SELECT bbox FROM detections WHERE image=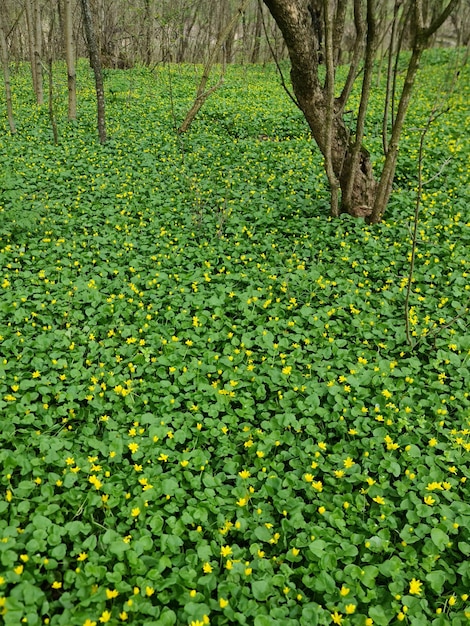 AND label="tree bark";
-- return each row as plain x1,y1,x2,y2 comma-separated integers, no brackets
33,0,43,101
251,2,263,63
263,0,459,221
0,12,16,134
64,0,77,120
25,0,41,104
144,0,152,65
263,0,377,217
80,0,107,143
368,0,460,222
